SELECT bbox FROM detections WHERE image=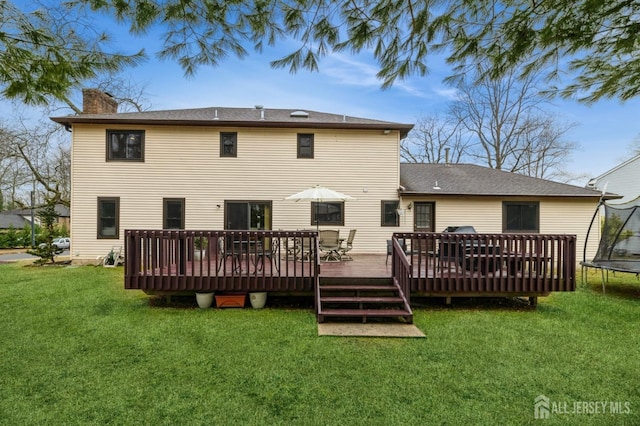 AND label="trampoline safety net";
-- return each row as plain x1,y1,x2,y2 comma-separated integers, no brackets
590,198,640,272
